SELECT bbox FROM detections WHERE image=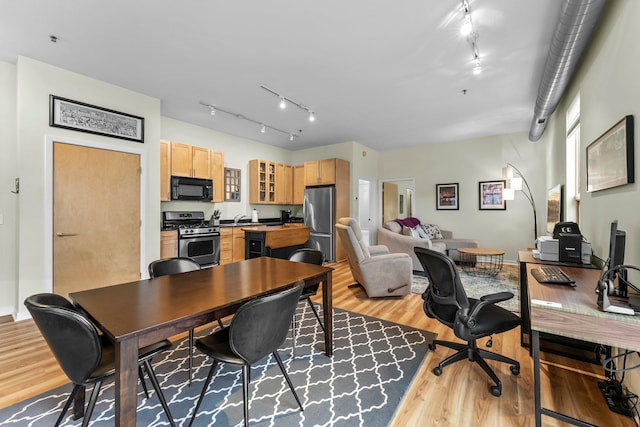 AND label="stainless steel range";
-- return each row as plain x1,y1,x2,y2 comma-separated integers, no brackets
162,211,220,267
